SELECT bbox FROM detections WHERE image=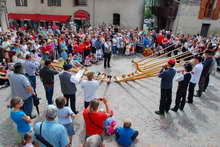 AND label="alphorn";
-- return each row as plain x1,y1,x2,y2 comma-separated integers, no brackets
138,46,183,66
140,51,192,70
133,43,176,64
